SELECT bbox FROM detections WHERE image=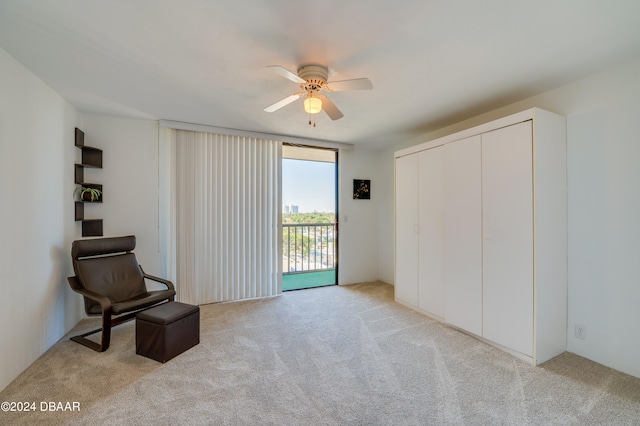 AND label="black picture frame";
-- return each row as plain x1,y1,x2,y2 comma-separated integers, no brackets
353,179,370,199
